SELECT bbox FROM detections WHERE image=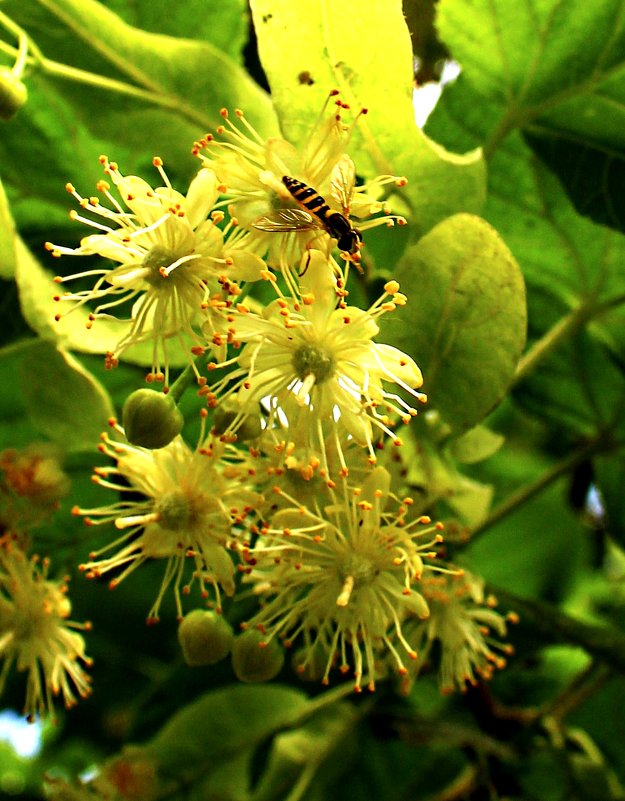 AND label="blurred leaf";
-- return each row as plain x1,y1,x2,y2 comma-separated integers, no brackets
250,705,357,801
525,132,625,236
148,684,308,780
102,0,249,62
449,425,505,464
383,213,526,434
0,0,277,224
20,340,114,451
594,454,625,549
445,474,494,530
0,178,17,279
0,342,41,447
249,0,486,239
467,468,587,600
